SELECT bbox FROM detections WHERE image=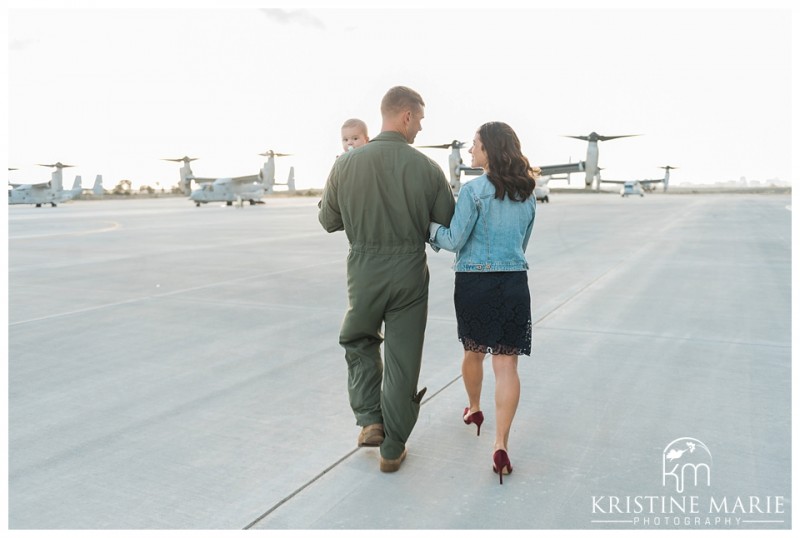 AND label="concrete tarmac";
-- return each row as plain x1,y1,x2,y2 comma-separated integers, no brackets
6,193,792,531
